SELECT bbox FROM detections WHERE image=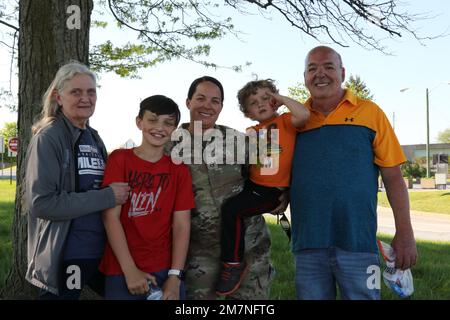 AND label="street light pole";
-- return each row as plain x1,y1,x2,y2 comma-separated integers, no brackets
425,88,430,178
